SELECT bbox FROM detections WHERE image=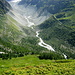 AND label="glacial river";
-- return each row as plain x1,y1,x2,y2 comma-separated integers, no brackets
36,31,55,51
